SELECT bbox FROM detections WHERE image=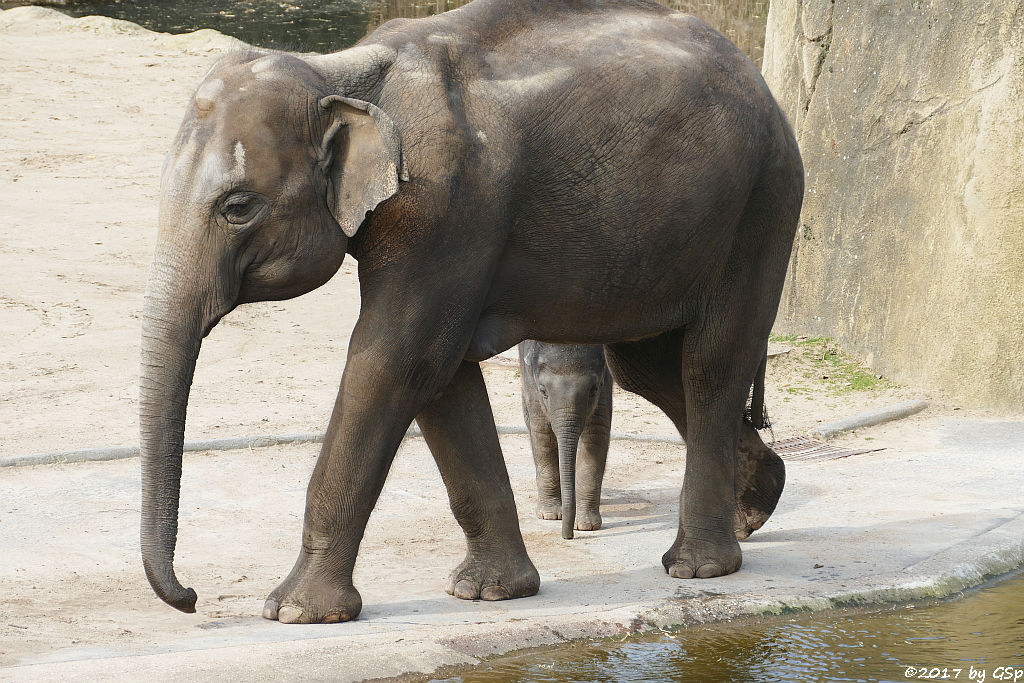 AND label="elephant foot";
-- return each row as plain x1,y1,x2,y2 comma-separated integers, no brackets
574,508,602,531
262,554,362,624
445,548,540,601
734,424,786,541
536,500,562,520
536,504,601,531
662,528,742,579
